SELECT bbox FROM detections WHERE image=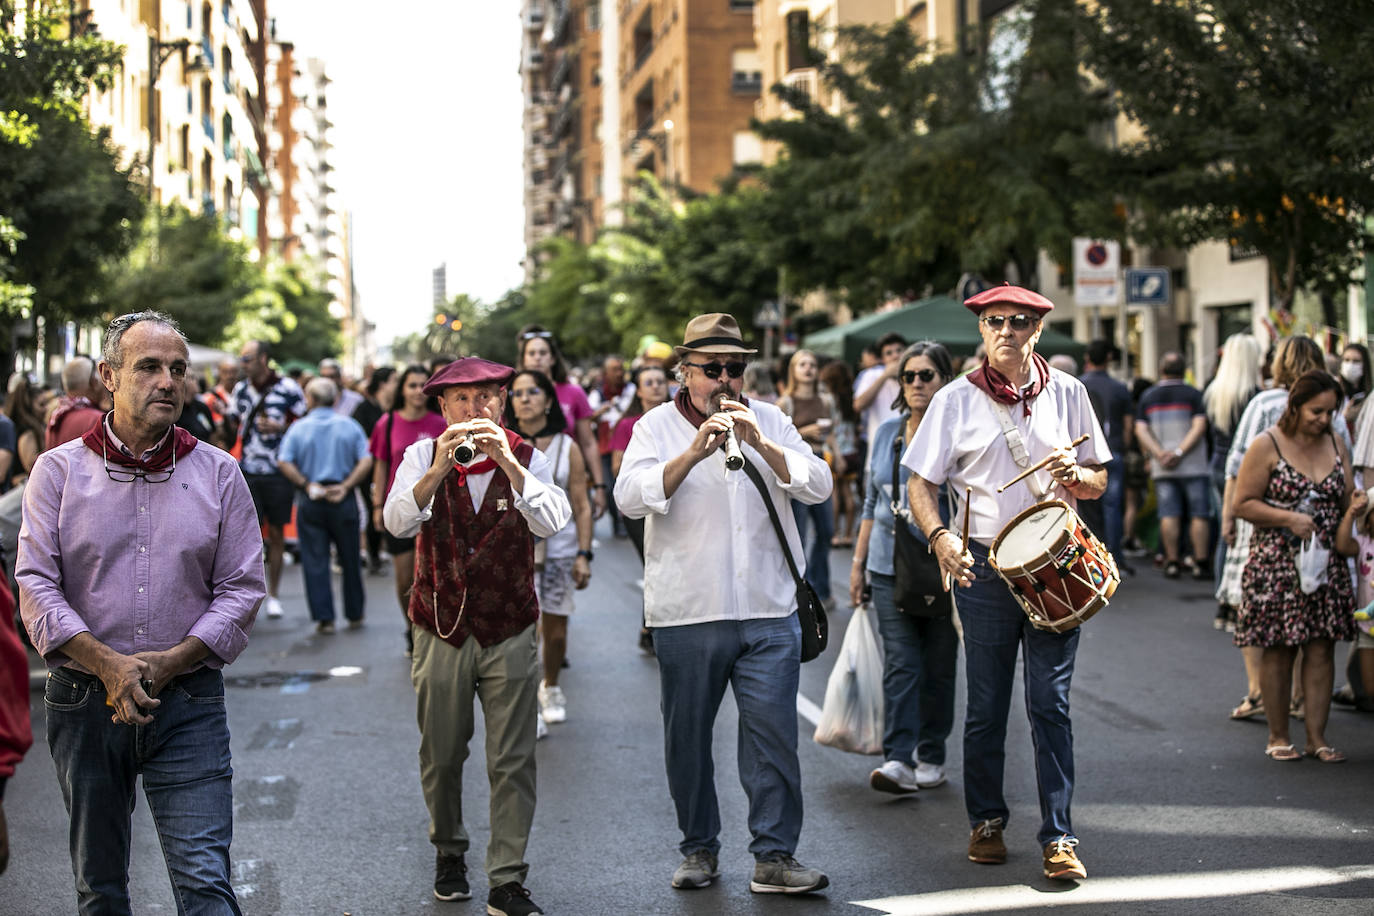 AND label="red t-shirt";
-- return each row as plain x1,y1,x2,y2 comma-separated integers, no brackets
609,414,641,454
369,410,449,496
